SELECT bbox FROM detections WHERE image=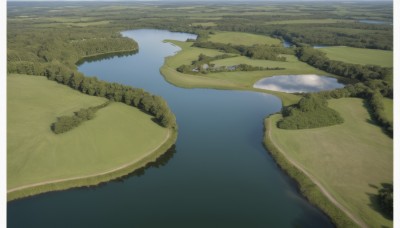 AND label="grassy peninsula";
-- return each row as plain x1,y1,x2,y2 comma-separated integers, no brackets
7,75,176,200
265,98,393,227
